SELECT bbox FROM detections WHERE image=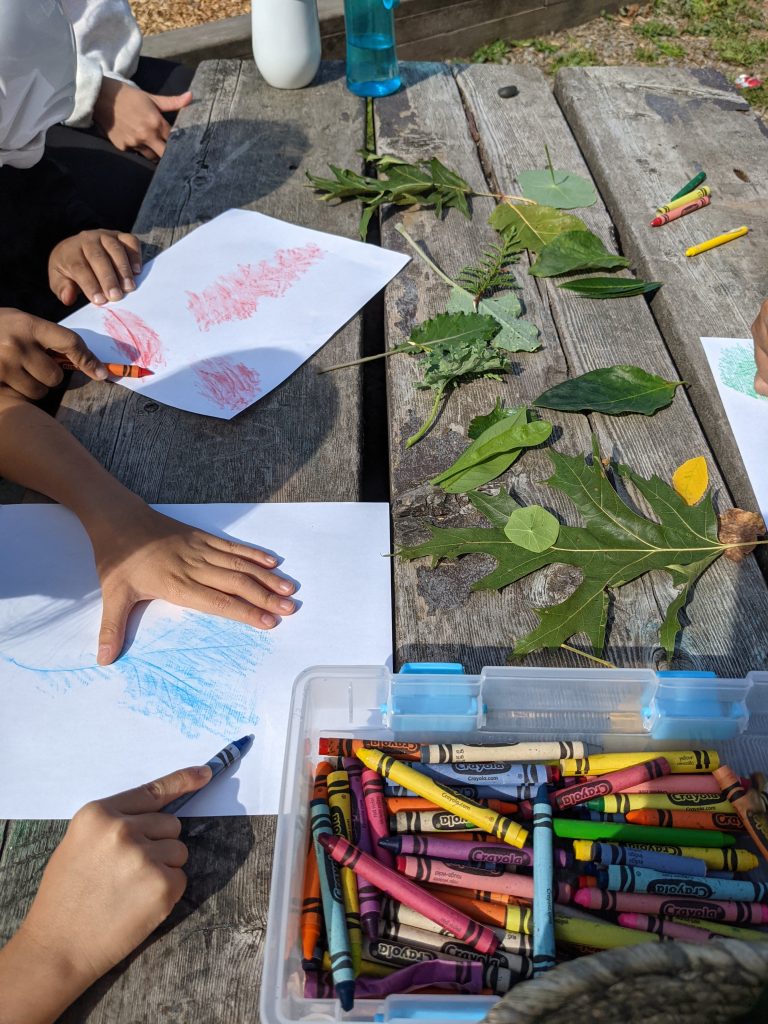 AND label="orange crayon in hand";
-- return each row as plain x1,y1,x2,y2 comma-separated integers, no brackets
53,354,153,378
